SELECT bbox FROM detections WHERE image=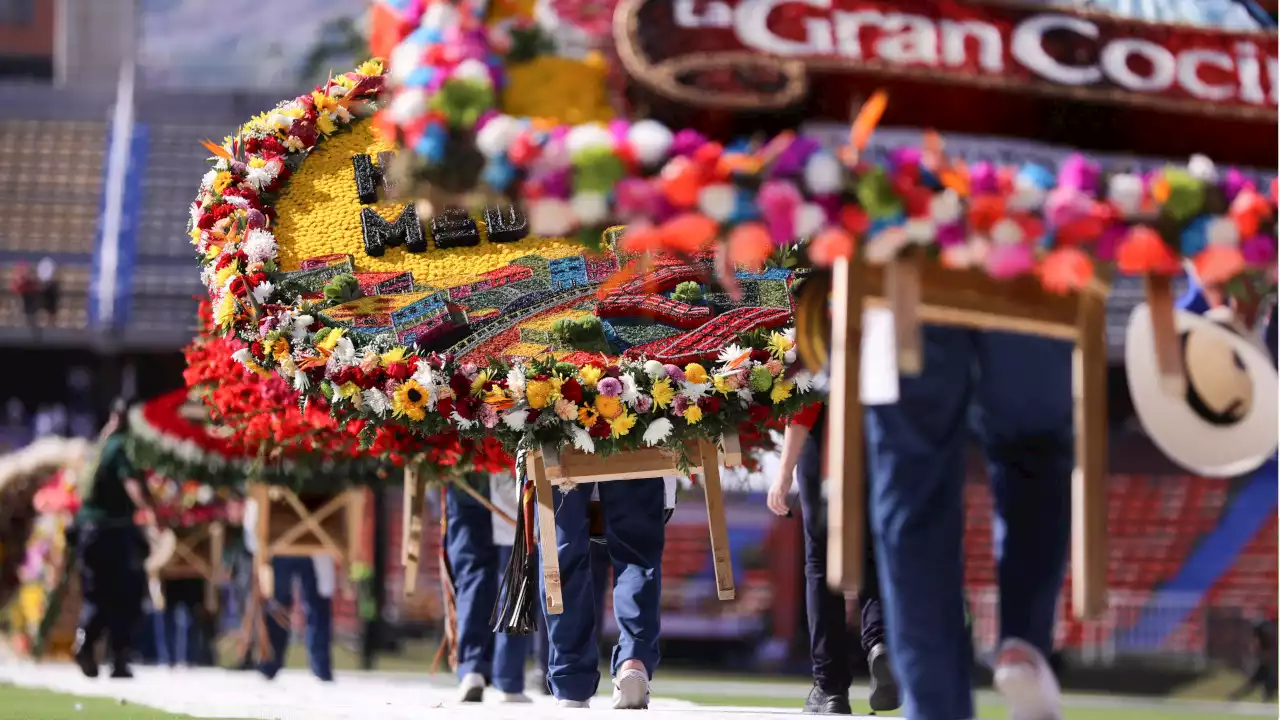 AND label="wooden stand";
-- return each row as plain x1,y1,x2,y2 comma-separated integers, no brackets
806,259,1111,619
531,436,741,615
248,484,365,598
155,522,226,613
